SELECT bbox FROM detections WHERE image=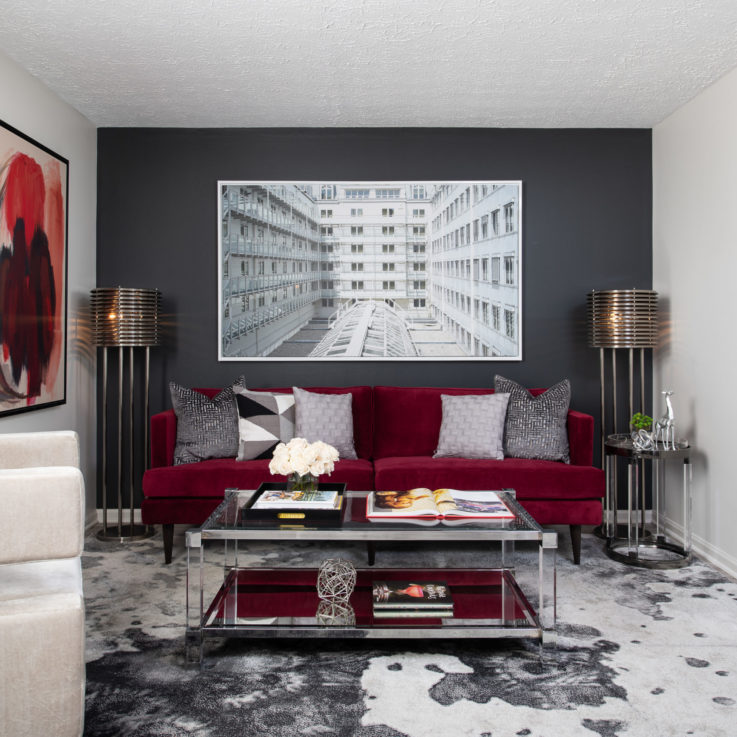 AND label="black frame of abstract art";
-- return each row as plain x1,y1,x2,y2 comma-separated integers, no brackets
218,180,522,361
0,119,68,417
